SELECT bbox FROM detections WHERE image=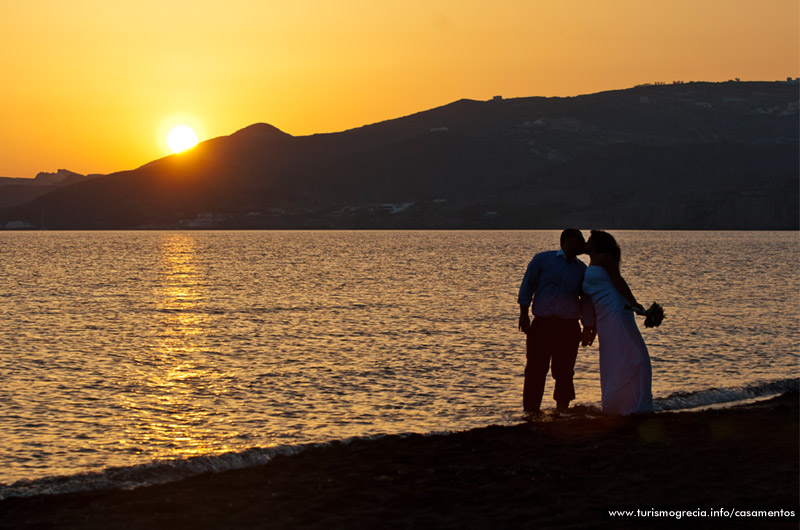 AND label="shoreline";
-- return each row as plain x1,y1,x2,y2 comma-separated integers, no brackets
1,392,797,529
2,385,794,499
